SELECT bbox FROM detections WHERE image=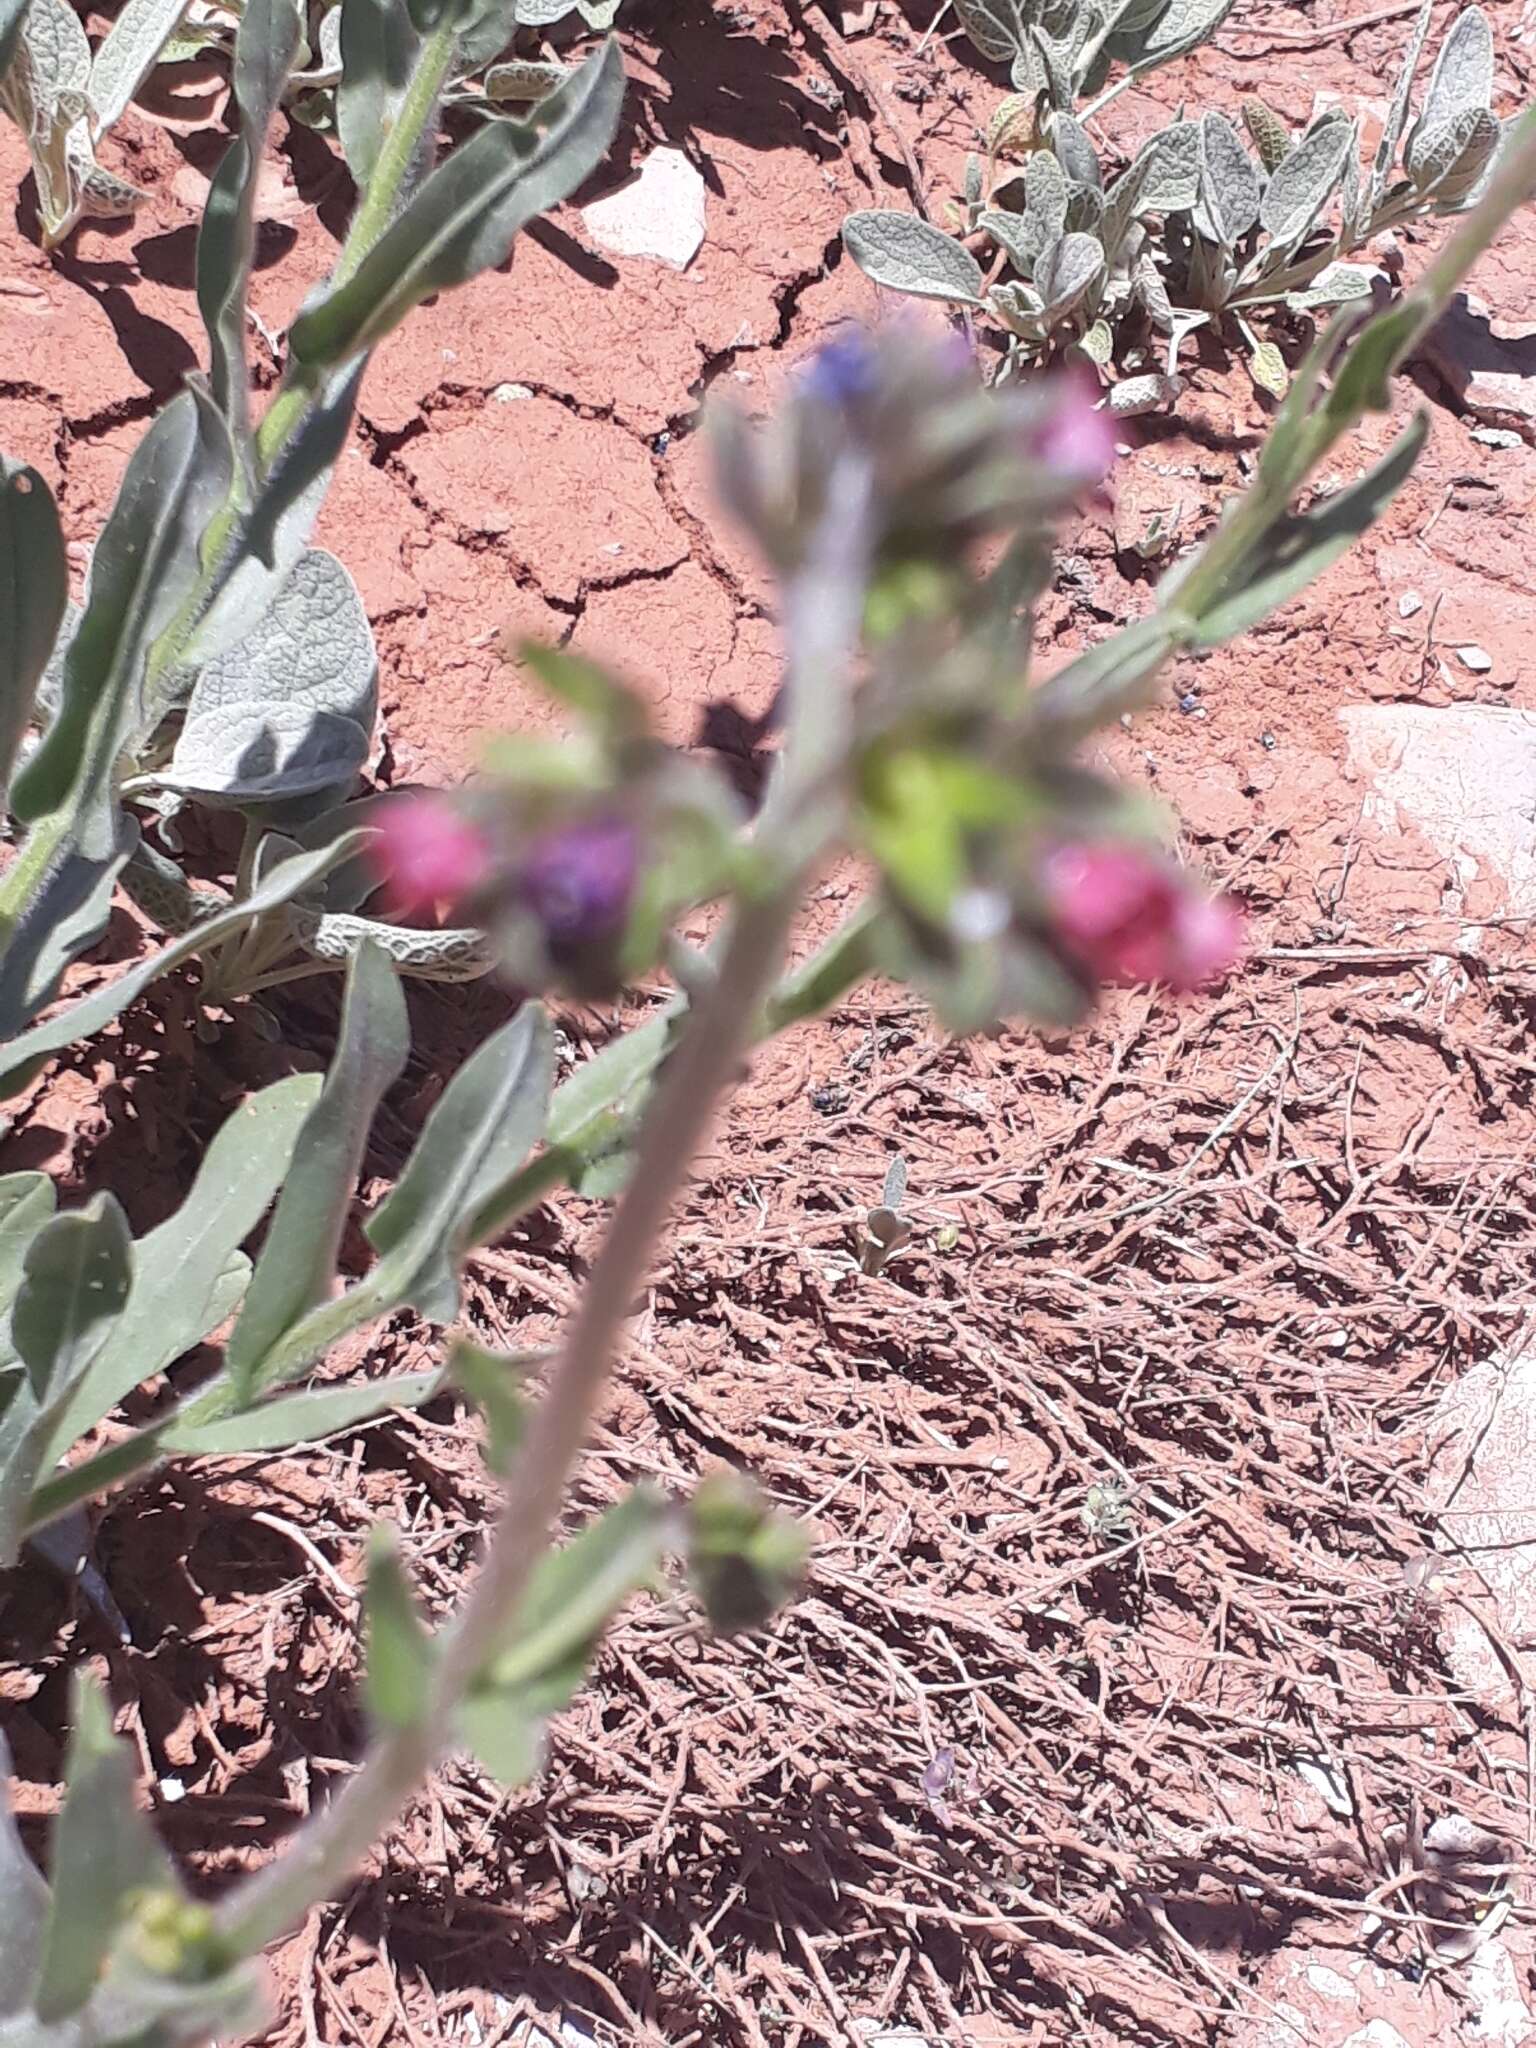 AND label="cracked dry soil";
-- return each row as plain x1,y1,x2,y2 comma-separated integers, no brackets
5,1,1536,2045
